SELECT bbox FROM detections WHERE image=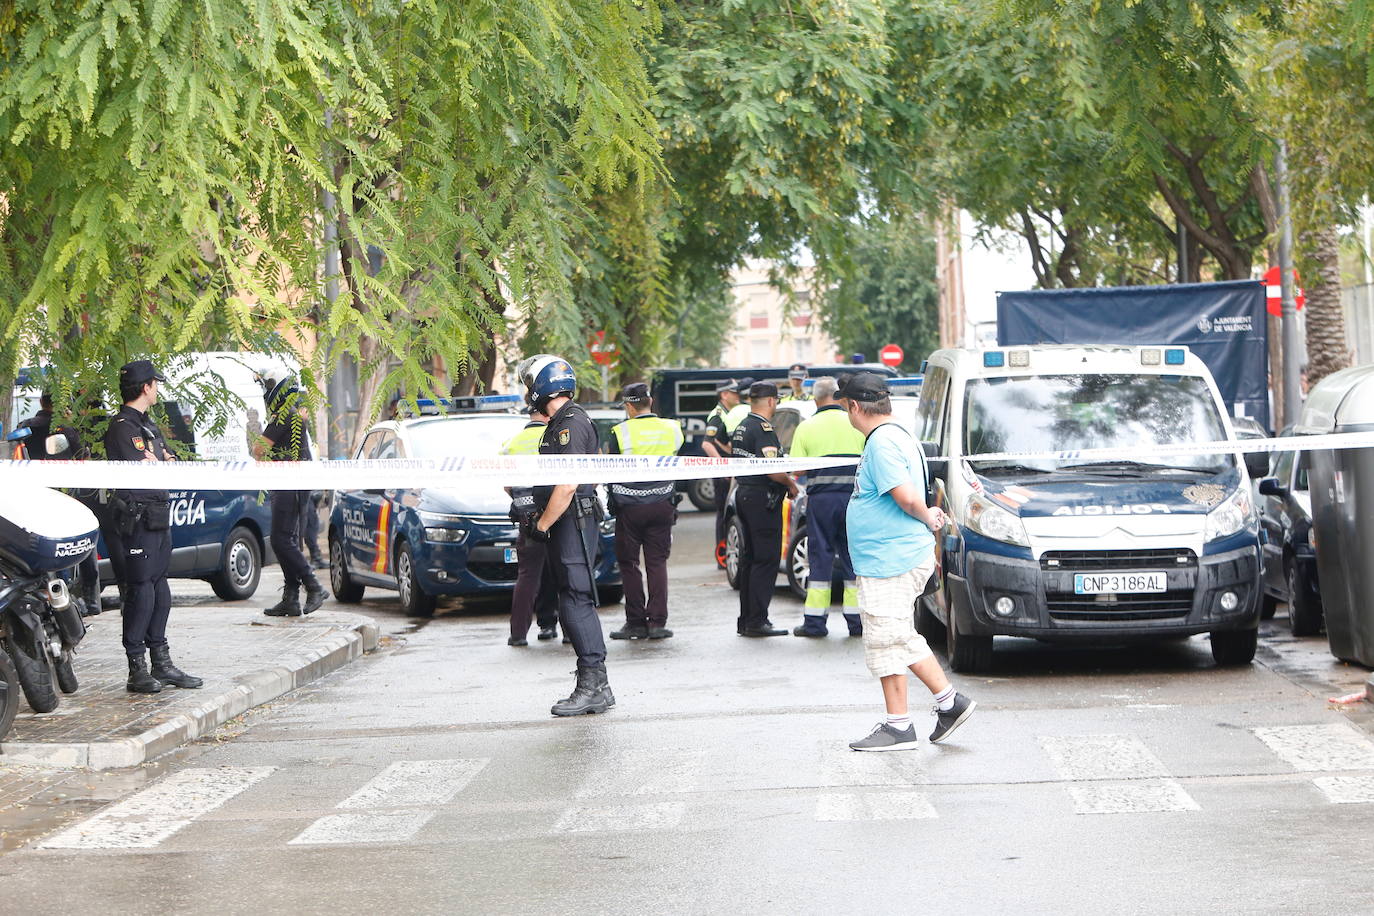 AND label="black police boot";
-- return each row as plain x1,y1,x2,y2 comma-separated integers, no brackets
301,578,328,615
126,652,163,694
264,585,300,617
150,645,204,689
793,614,829,637
537,625,558,641
610,622,649,640
550,665,614,717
